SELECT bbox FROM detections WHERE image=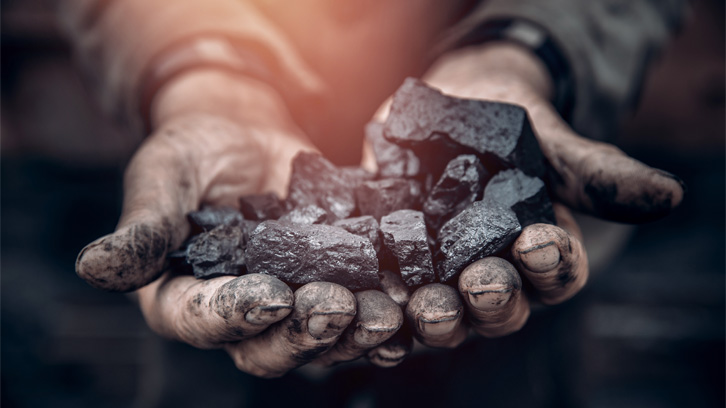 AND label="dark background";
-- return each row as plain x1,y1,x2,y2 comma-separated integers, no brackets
1,0,724,407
